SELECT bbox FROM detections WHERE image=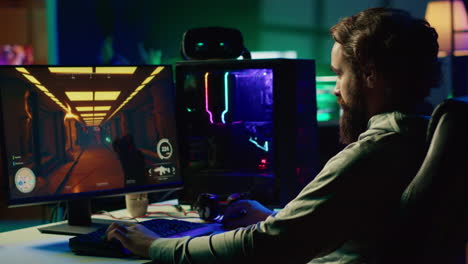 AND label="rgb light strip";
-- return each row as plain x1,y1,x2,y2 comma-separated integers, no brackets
204,72,214,124
249,137,269,152
204,71,231,124
220,72,230,124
